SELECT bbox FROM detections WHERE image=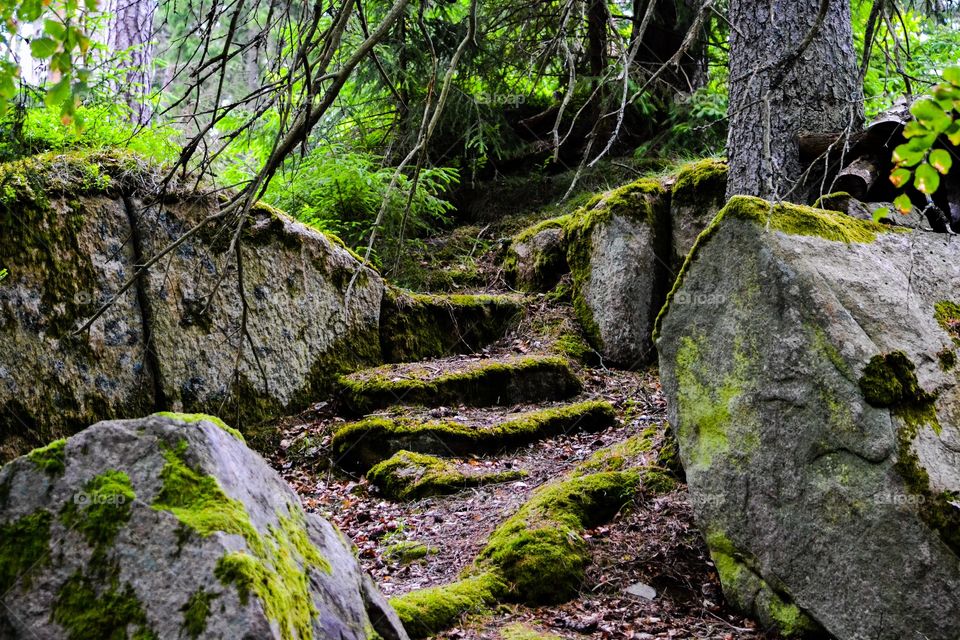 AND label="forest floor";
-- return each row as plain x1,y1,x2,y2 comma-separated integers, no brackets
265,180,770,639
